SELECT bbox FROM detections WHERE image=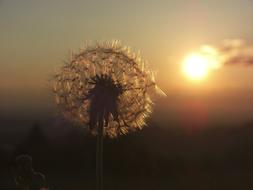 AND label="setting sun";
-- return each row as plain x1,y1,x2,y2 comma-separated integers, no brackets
183,53,209,80
182,46,222,81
